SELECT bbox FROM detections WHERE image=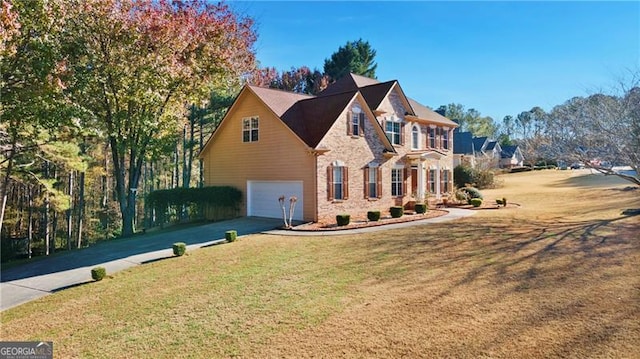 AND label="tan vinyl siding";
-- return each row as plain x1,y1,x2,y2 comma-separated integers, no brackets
200,89,316,221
